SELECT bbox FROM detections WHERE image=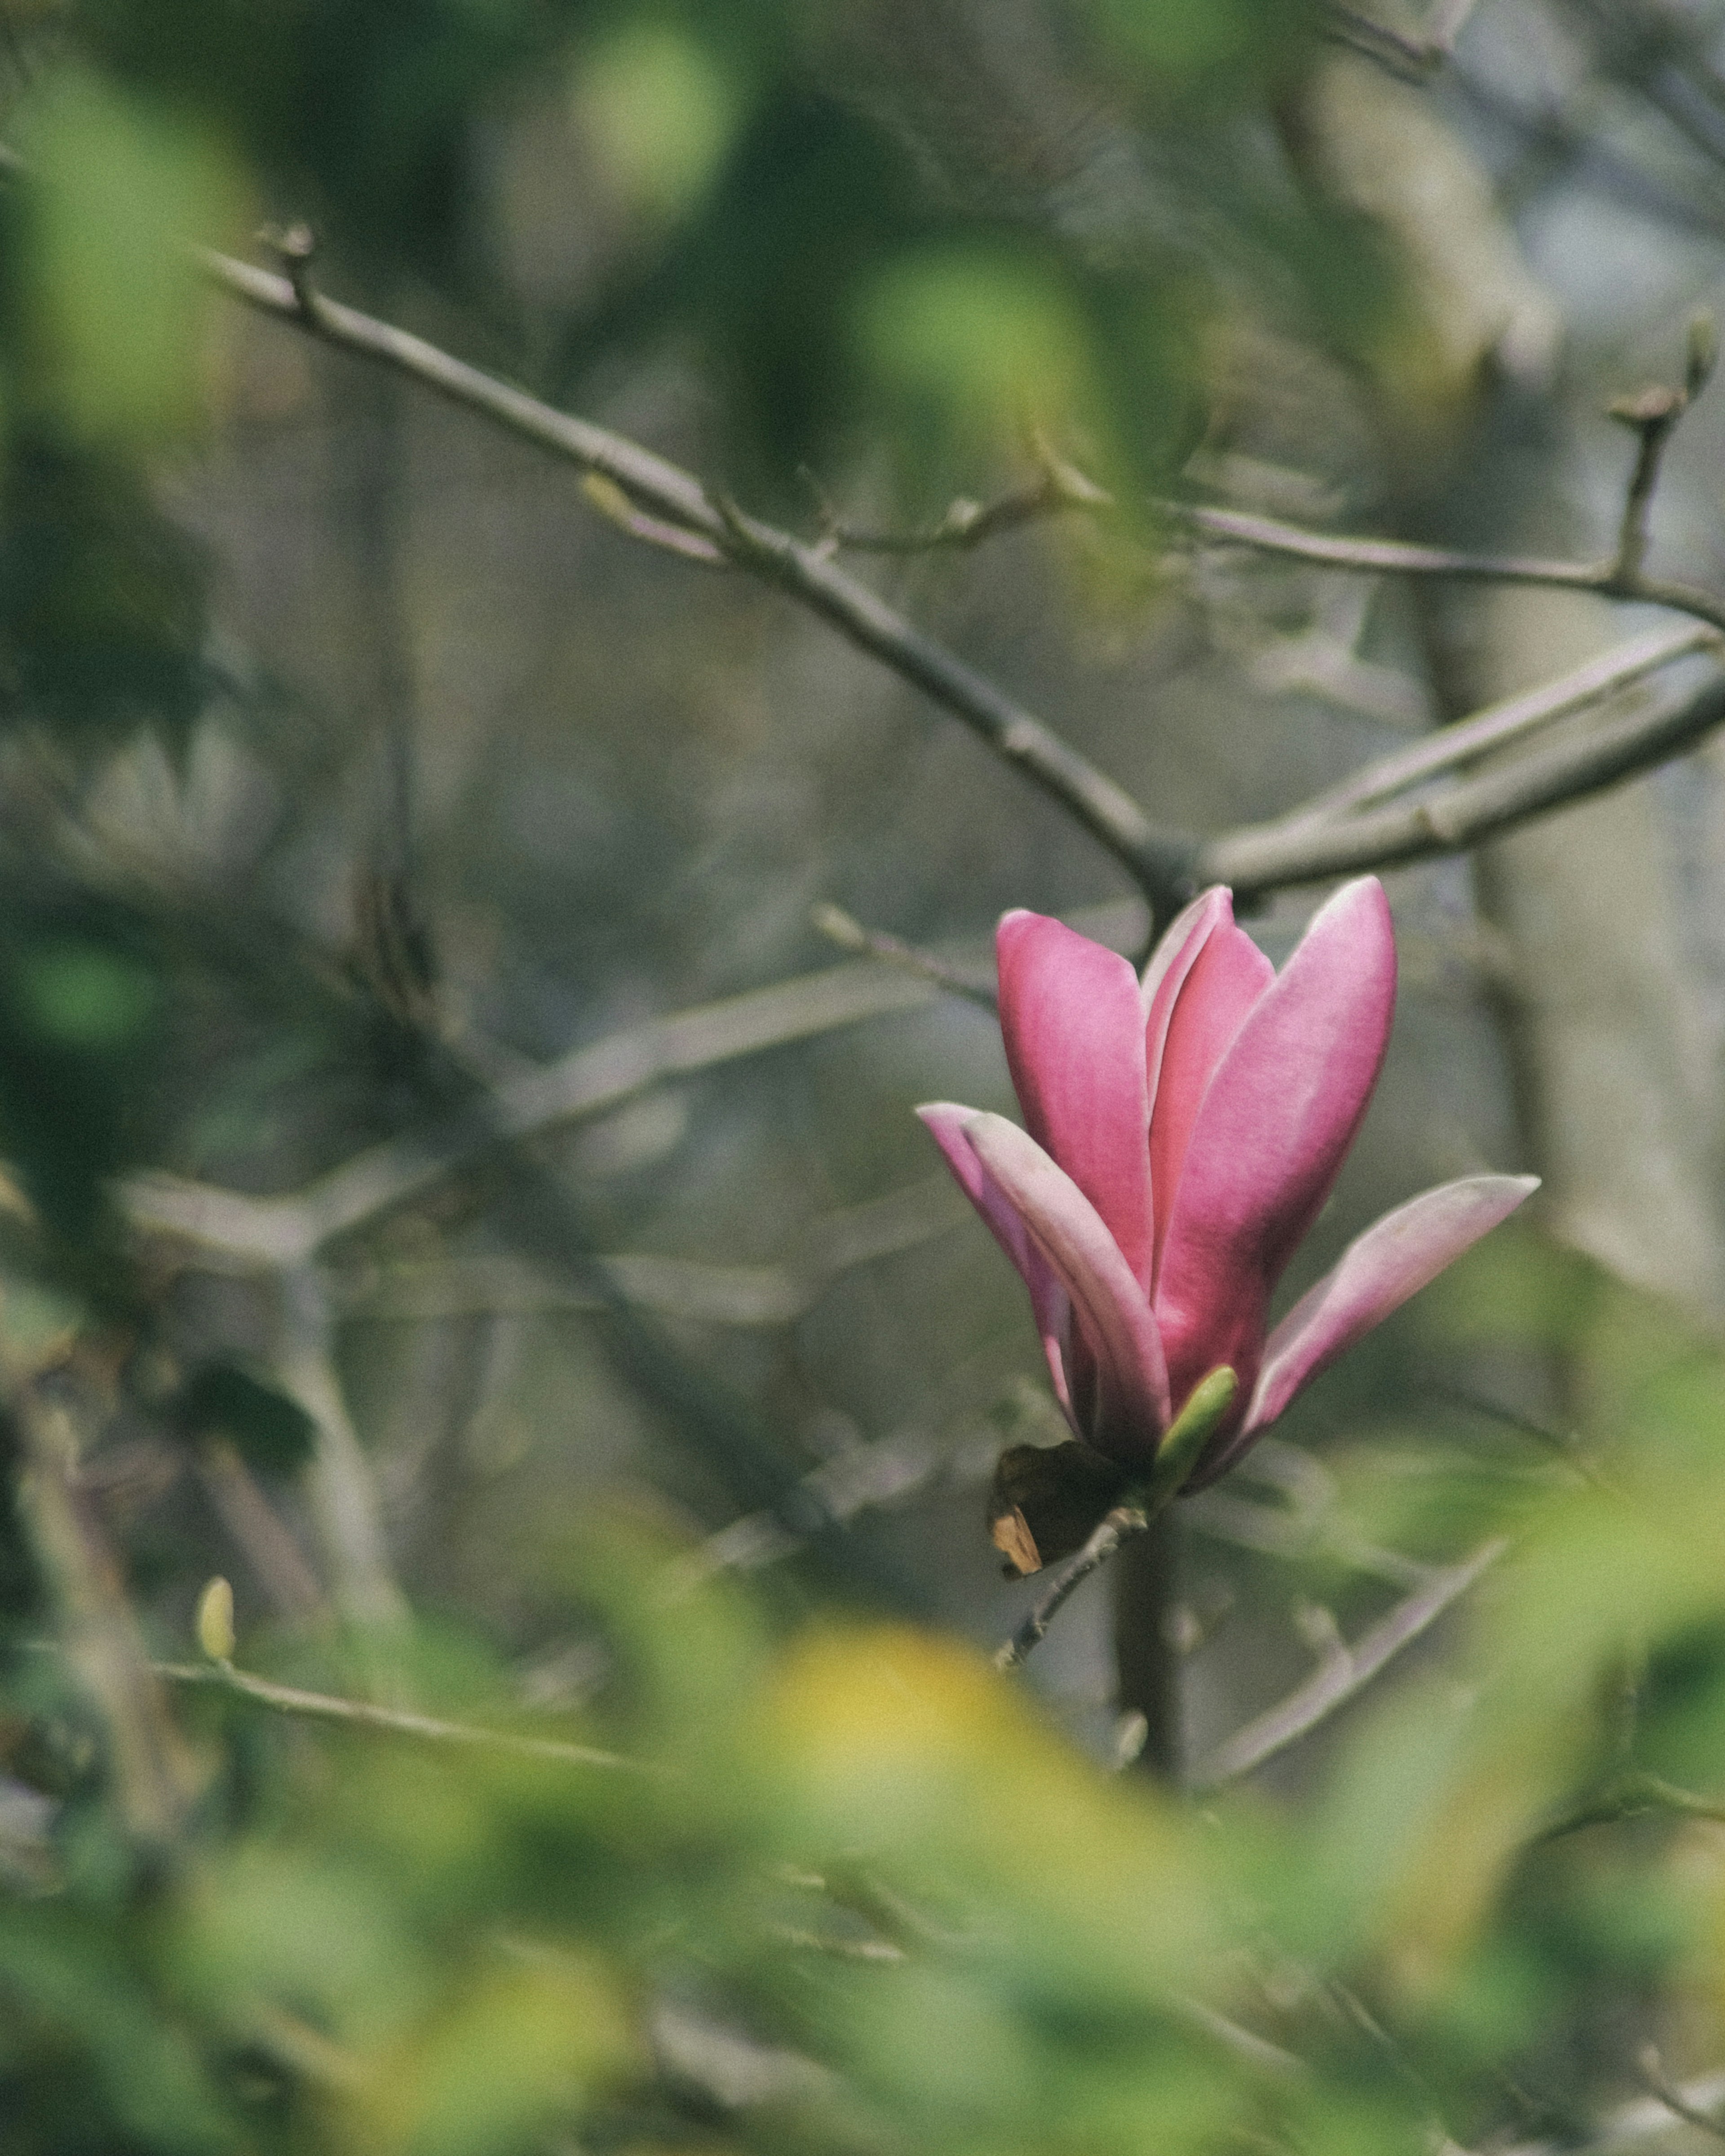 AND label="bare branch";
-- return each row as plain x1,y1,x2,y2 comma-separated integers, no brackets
994,1501,1149,1671
1174,500,1725,636
199,247,1195,910
195,1440,327,1624
1282,619,1719,823
190,246,1725,919
807,444,1110,557
1503,2065,1725,2156
156,1657,650,1773
1610,384,1689,583
339,1174,970,1327
810,904,998,1010
1202,669,1725,899
1188,1537,1507,1790
124,959,946,1263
